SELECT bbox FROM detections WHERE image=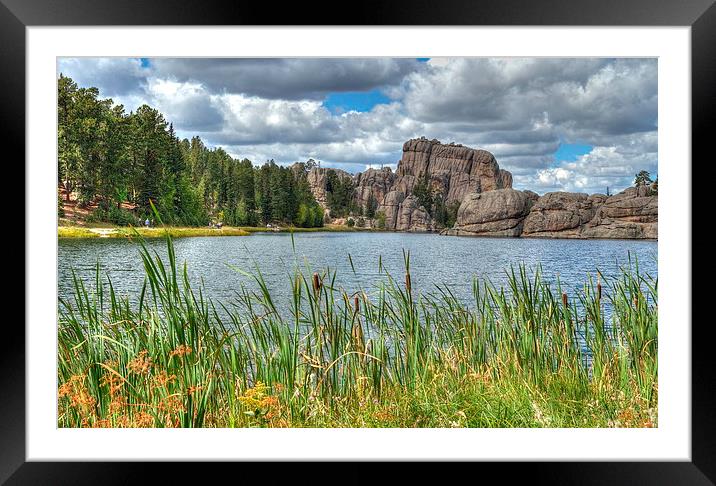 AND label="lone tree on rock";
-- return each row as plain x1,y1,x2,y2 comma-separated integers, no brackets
634,170,653,187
